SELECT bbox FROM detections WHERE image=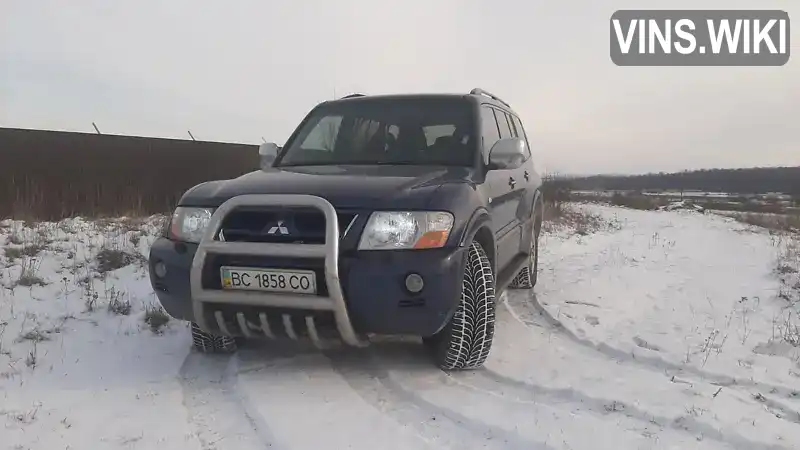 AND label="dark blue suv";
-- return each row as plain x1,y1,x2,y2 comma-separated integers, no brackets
148,88,543,370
